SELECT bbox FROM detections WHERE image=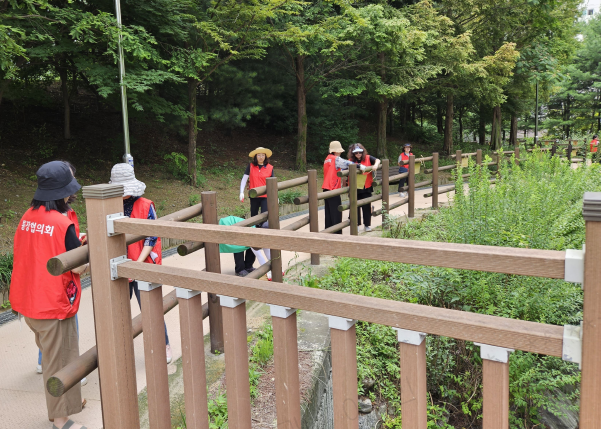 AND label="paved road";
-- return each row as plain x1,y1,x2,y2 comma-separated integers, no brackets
0,186,456,429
